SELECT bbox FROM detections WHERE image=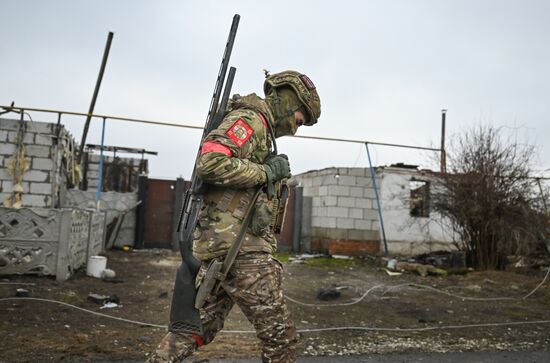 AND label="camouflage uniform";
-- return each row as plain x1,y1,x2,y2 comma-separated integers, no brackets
148,253,297,363
148,94,298,363
148,71,320,363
